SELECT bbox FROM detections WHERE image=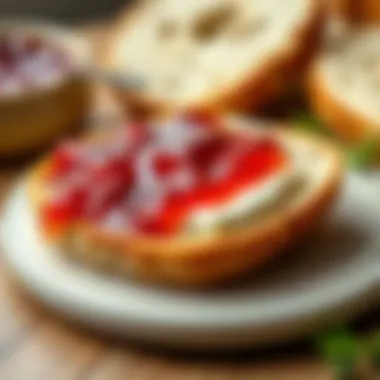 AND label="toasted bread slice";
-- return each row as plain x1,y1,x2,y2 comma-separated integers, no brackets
309,26,380,141
29,116,342,287
103,0,323,115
